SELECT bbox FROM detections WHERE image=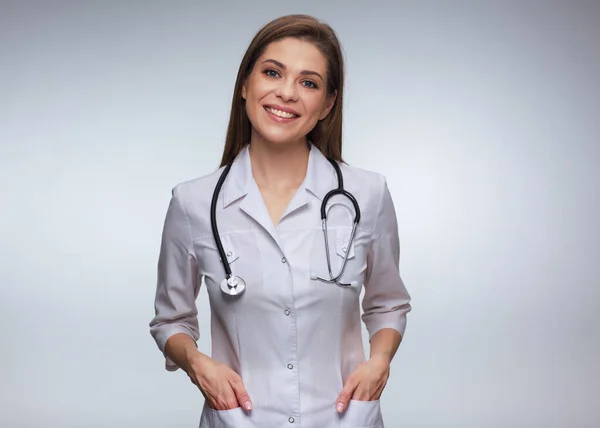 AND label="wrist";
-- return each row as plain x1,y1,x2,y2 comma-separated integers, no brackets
184,348,206,374
369,352,392,366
